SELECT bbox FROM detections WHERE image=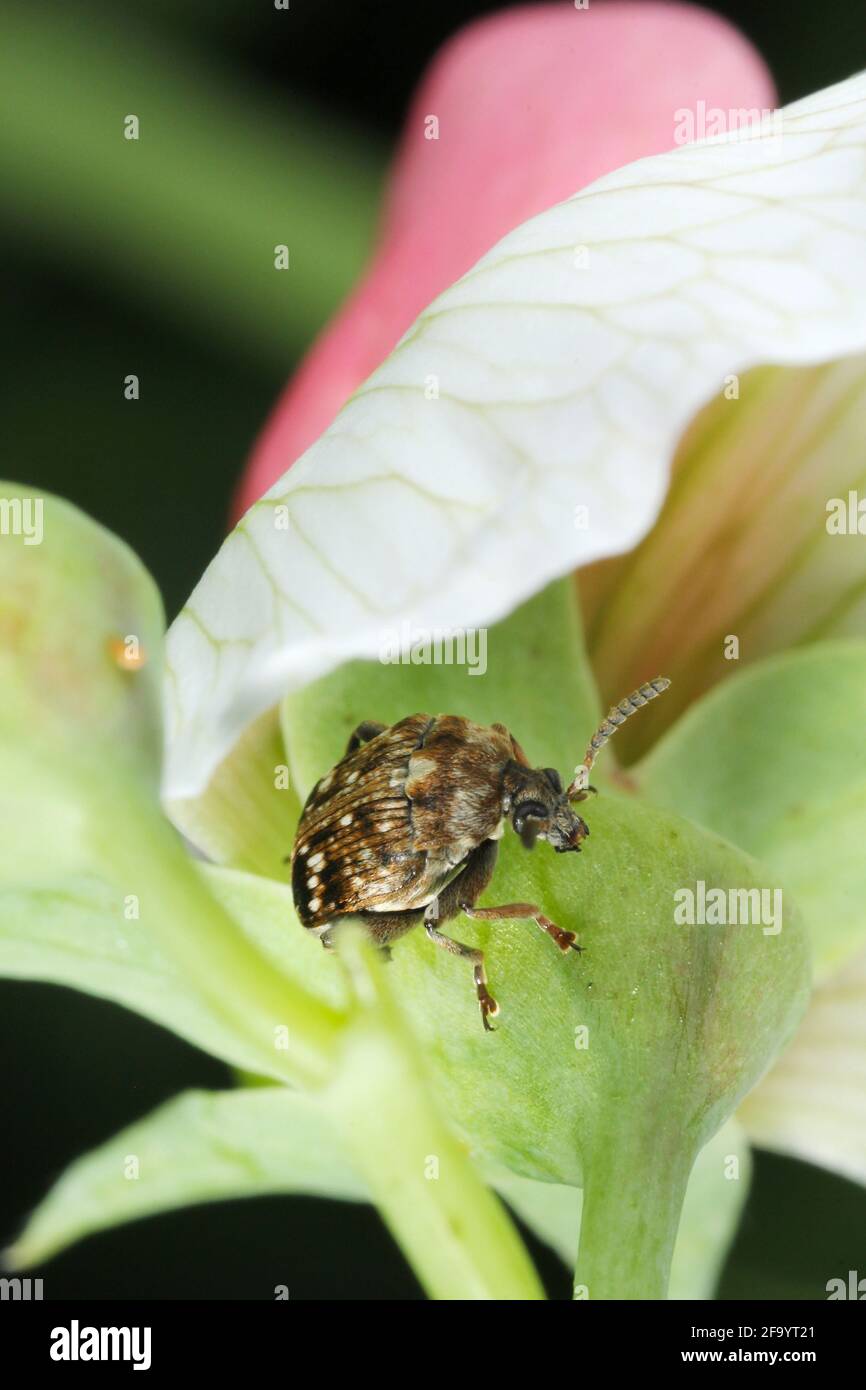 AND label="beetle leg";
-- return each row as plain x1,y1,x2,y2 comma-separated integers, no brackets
419,842,501,1029
463,902,582,954
433,839,499,923
344,720,387,755
424,922,499,1031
